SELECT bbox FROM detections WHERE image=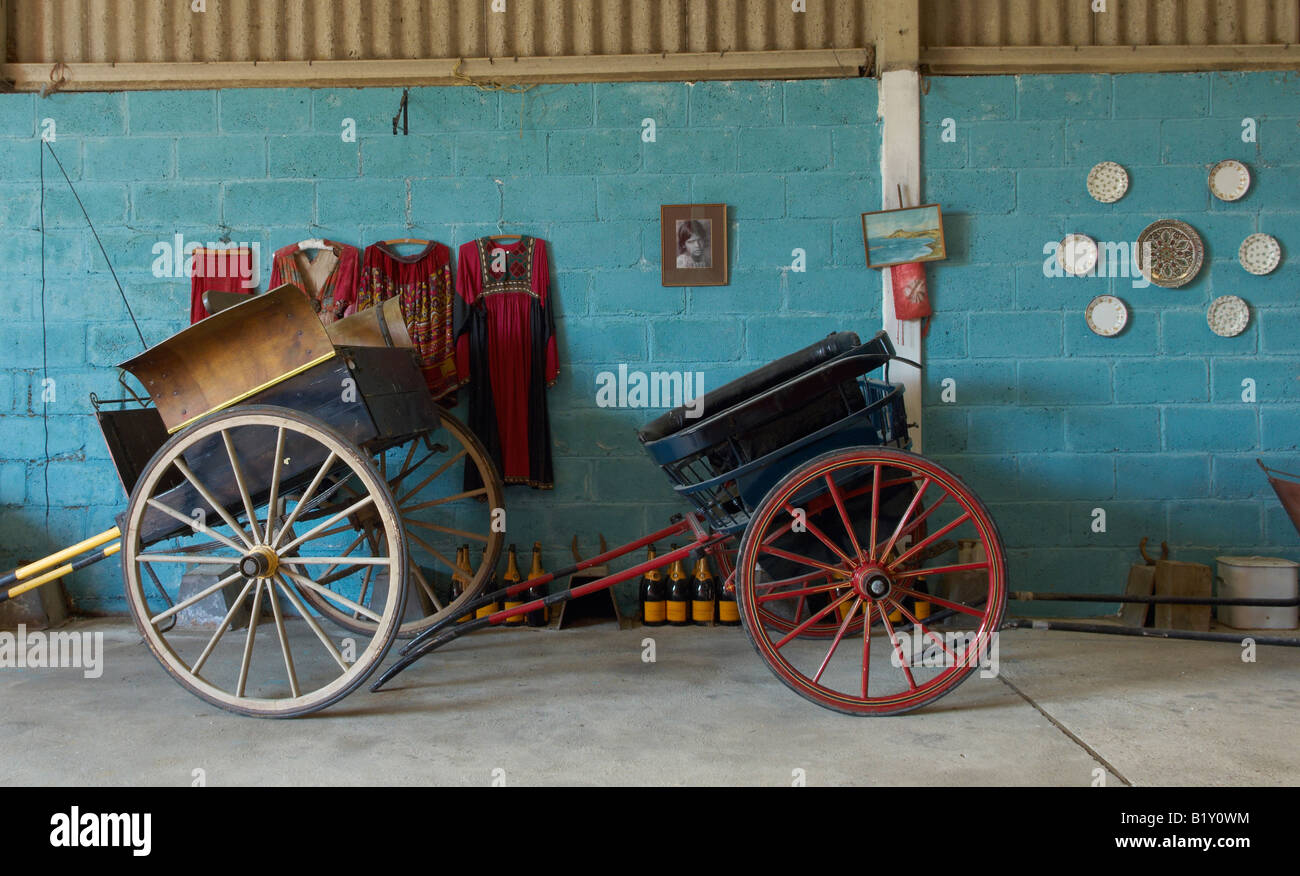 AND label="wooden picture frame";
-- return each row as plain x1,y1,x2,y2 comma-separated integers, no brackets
860,203,947,269
661,203,728,286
